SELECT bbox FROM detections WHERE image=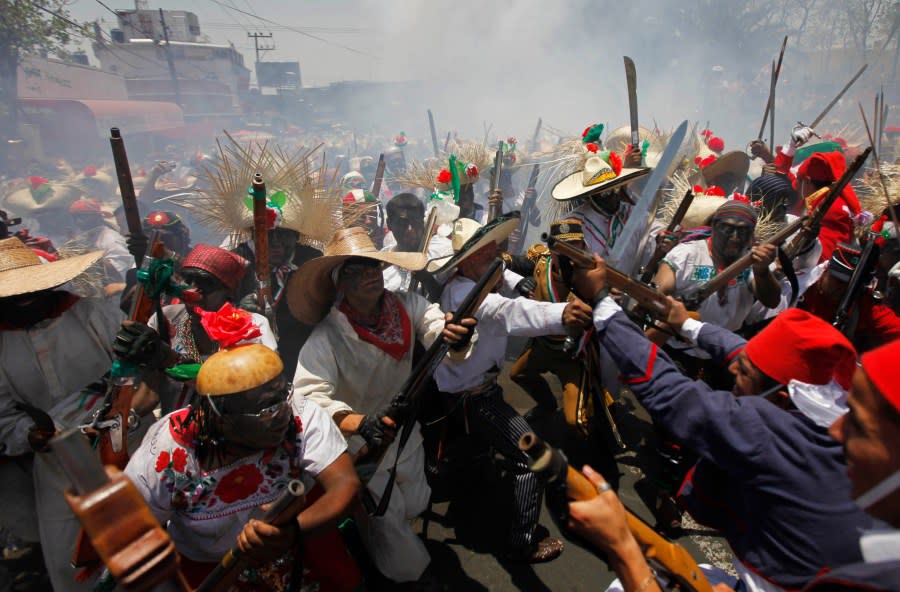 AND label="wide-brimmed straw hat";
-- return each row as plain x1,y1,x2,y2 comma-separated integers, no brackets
427,212,520,274
551,156,650,202
701,150,750,188
287,227,427,324
0,237,103,298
